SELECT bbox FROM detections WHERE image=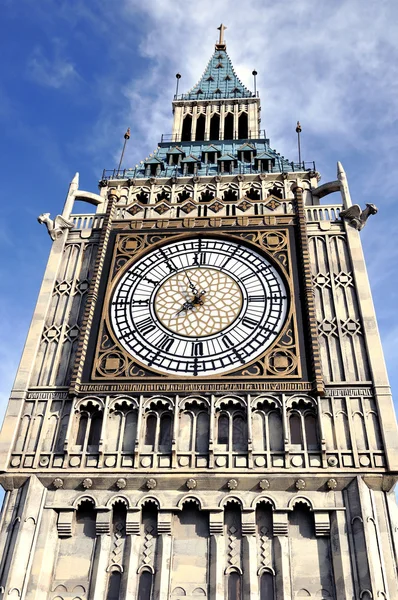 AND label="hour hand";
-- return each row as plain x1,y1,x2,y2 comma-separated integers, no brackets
176,299,194,316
